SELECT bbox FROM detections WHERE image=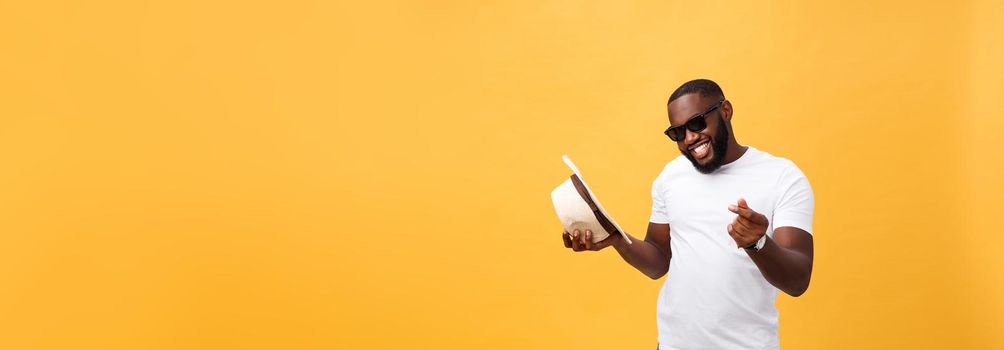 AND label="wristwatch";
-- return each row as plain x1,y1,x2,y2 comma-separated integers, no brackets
744,234,767,252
